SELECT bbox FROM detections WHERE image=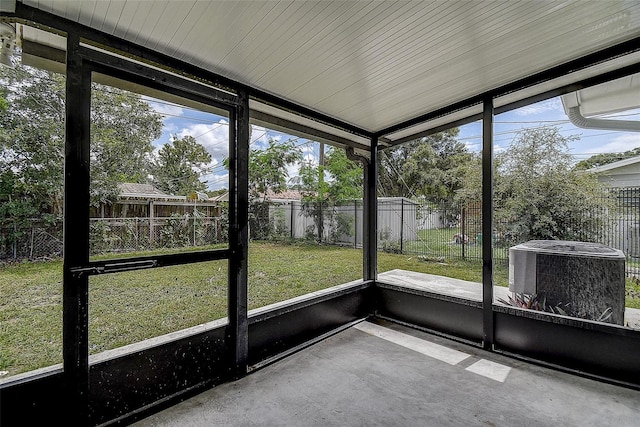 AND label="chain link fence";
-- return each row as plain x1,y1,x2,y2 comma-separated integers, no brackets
89,215,227,254
0,214,226,260
0,220,63,260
